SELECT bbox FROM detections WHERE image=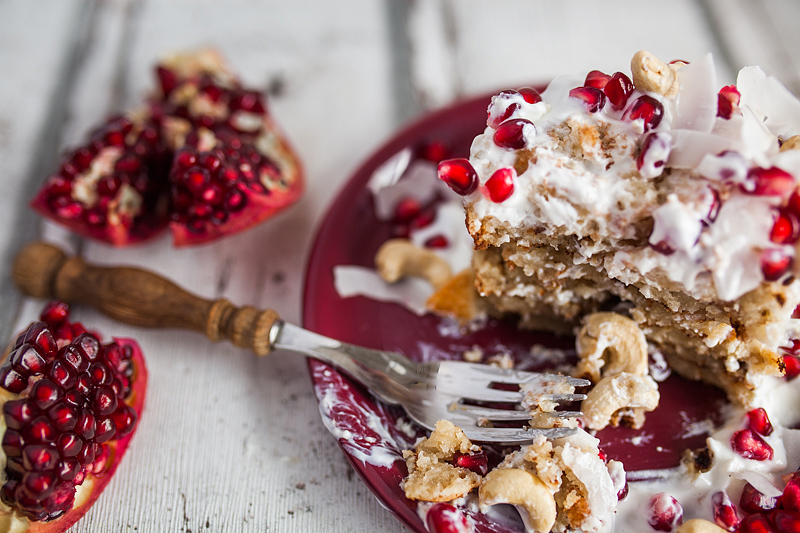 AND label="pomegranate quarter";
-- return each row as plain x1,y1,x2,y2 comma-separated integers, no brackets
0,302,147,531
31,49,303,247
